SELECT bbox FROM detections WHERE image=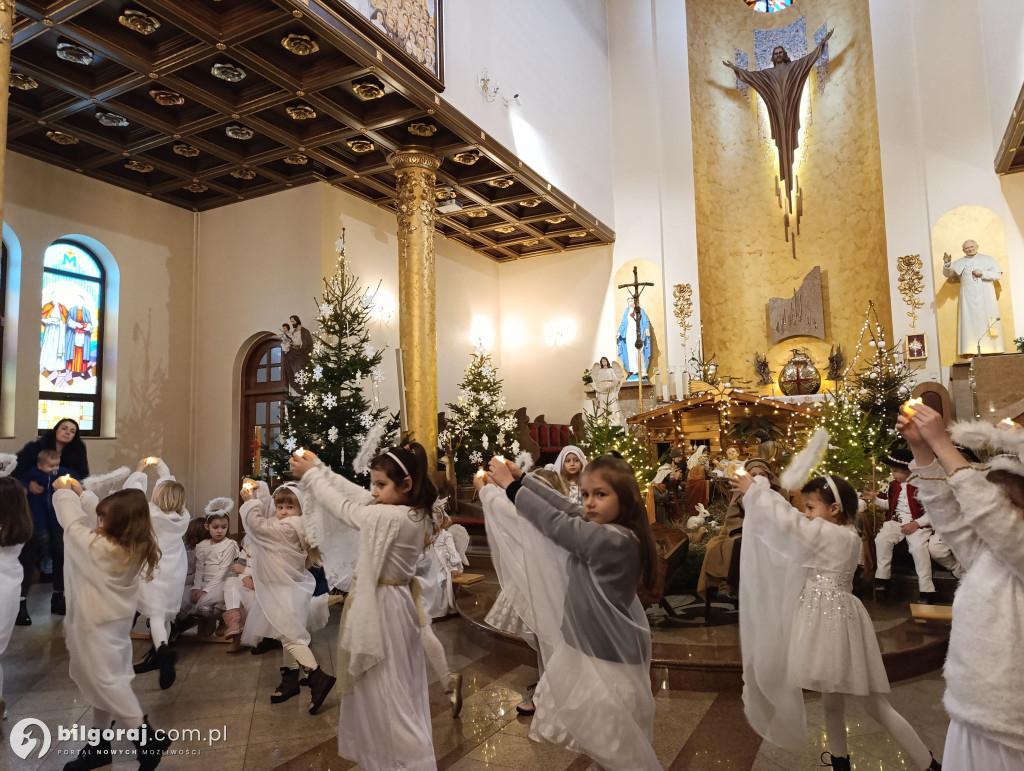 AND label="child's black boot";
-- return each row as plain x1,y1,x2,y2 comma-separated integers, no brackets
133,717,172,771
821,751,851,771
270,667,300,703
62,737,111,770
16,599,30,626
154,643,177,690
51,591,66,615
305,666,336,714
